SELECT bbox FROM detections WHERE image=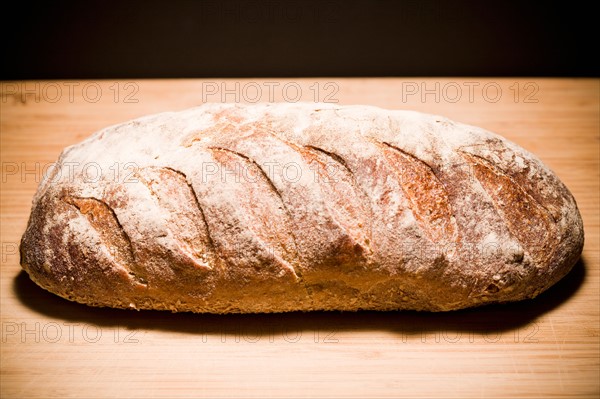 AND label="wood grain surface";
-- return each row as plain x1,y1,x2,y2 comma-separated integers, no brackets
1,78,598,398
